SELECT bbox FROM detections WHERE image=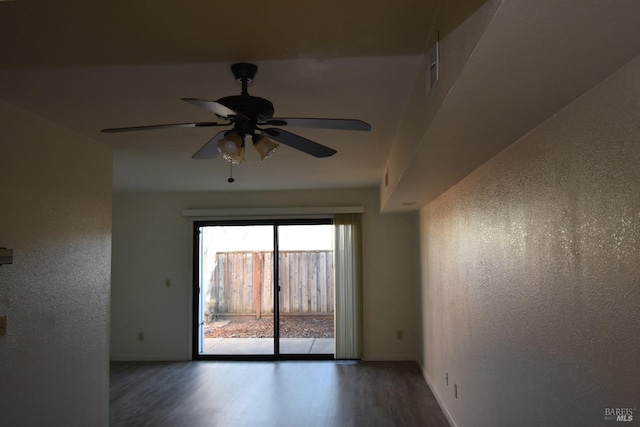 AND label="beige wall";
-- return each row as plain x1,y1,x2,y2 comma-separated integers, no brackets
0,101,112,426
111,188,419,361
382,0,501,209
419,56,640,426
